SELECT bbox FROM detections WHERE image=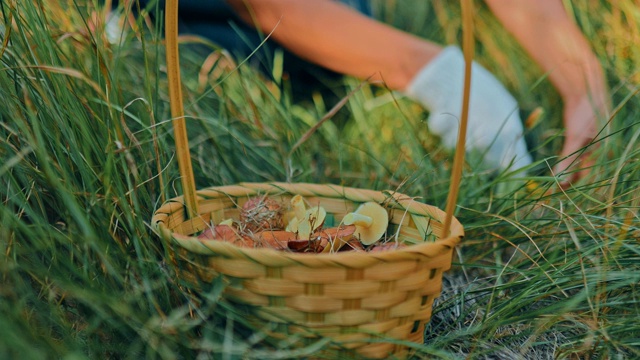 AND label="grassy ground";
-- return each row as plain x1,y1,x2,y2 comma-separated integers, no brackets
1,0,639,359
